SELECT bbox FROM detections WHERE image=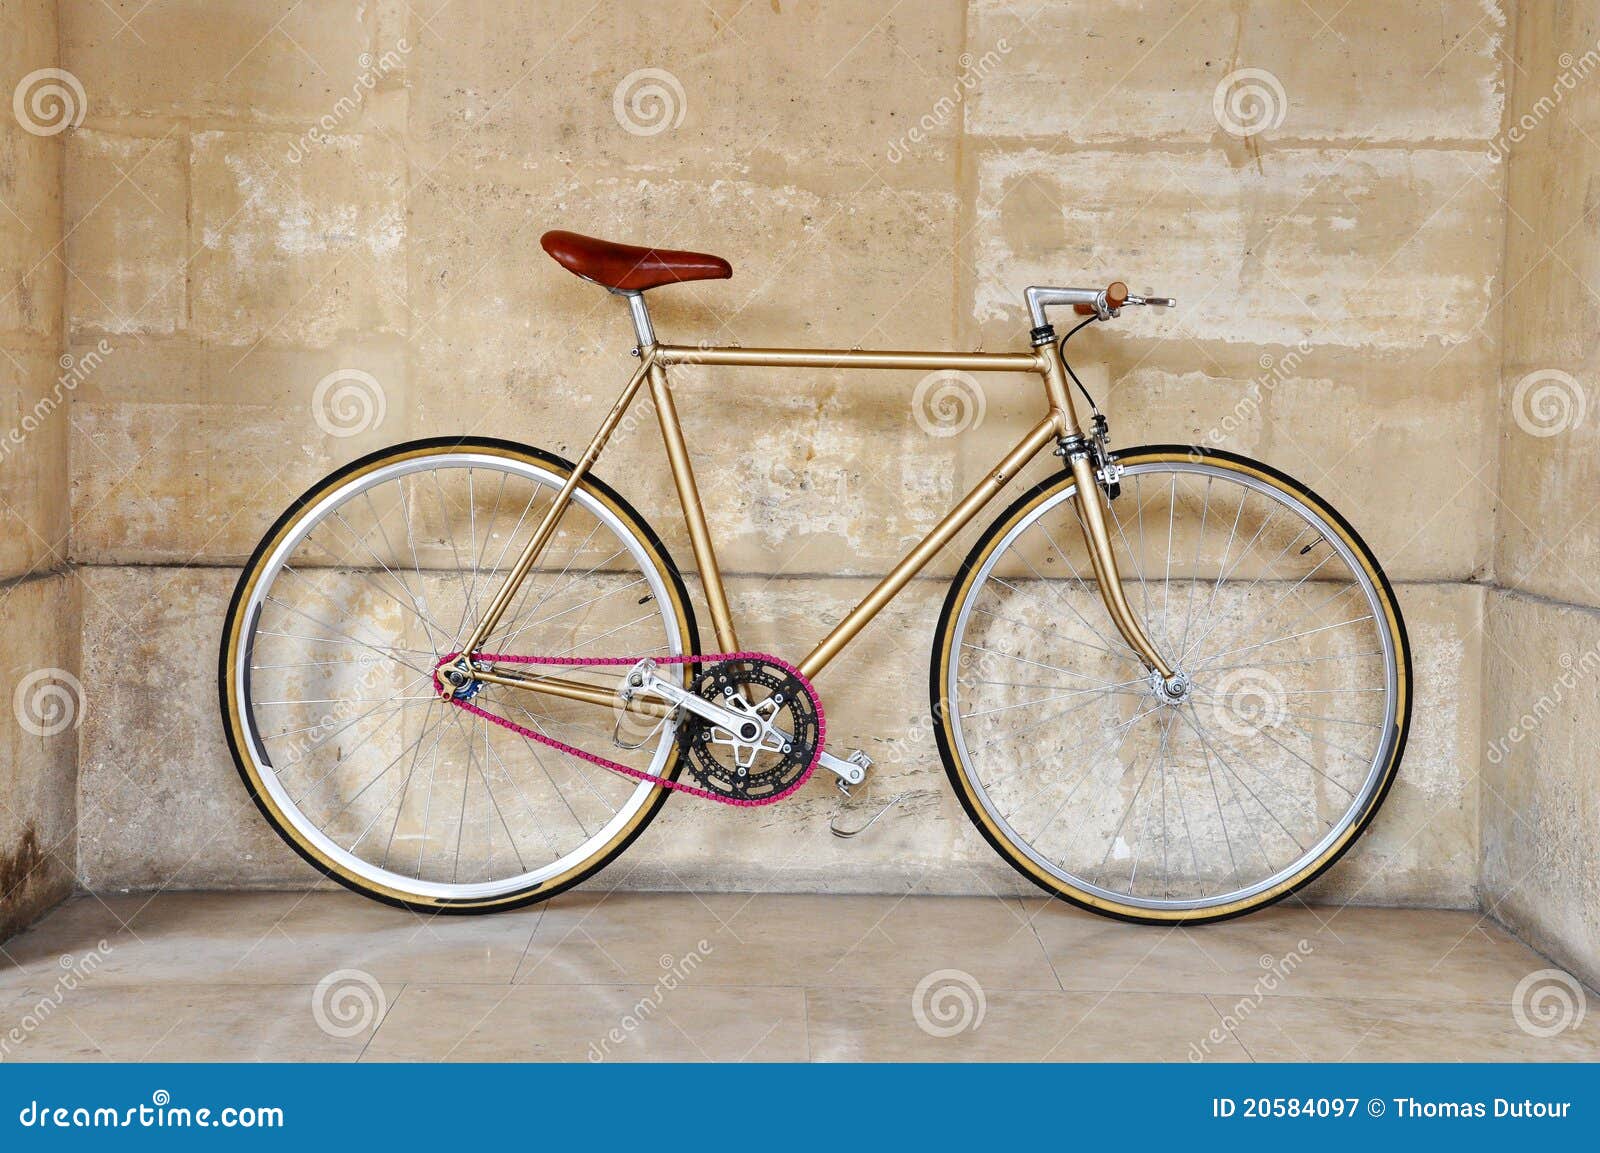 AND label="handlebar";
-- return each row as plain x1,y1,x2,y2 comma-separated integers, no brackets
1073,281,1129,315
1024,282,1176,328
